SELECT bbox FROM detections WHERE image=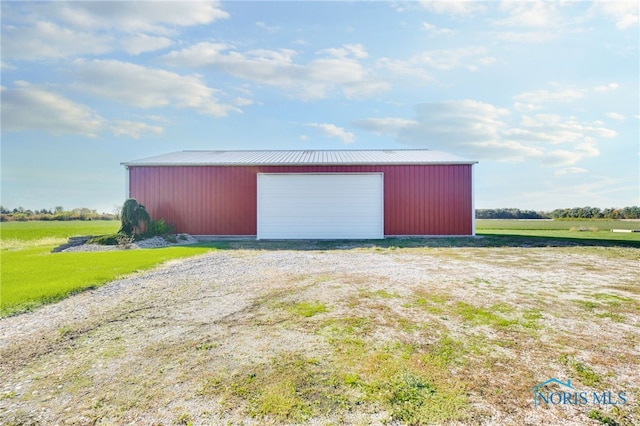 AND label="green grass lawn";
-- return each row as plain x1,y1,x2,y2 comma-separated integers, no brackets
0,221,212,317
